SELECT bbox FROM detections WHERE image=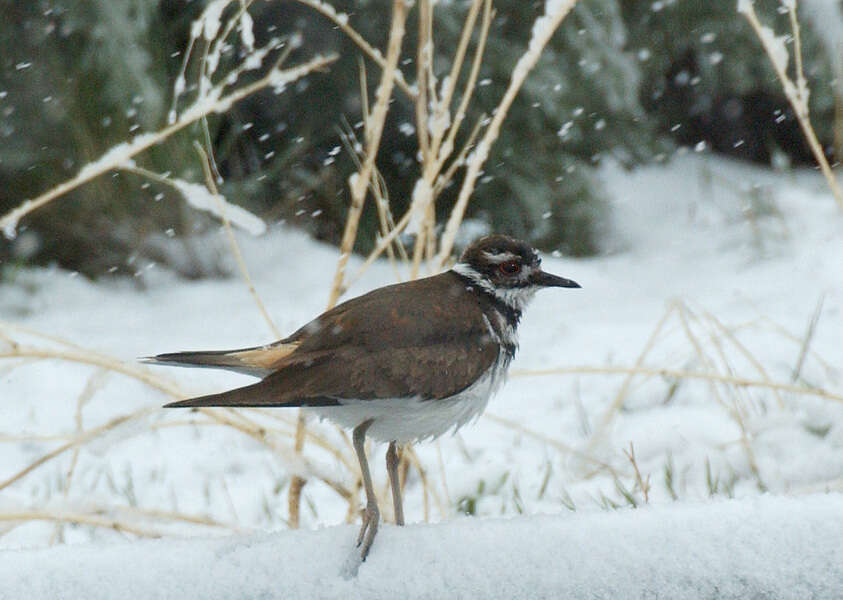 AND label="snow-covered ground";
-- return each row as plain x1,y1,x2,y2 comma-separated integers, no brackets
2,495,841,599
1,155,842,596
